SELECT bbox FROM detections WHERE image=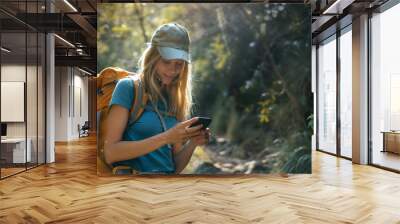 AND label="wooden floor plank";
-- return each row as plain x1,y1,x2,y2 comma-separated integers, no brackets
0,135,399,223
